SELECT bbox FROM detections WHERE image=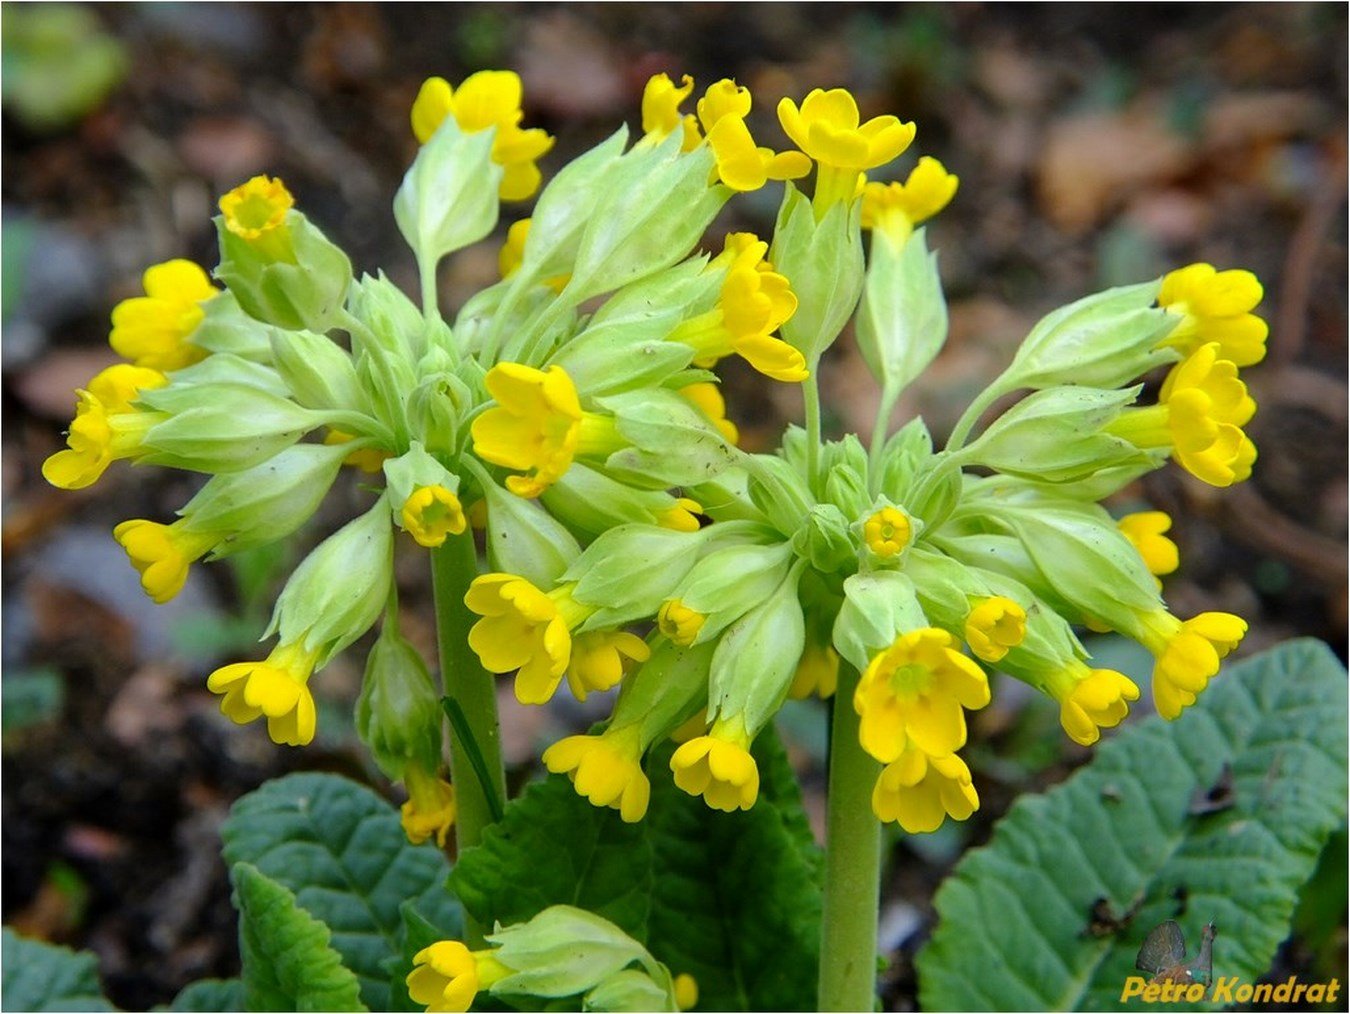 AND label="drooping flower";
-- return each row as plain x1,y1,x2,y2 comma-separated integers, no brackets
641,72,701,151
1134,610,1247,720
861,156,959,249
862,506,913,559
411,71,554,200
543,723,651,822
1050,664,1141,746
566,630,650,701
1158,262,1267,366
109,260,218,370
42,364,167,490
324,428,391,473
470,363,623,497
113,519,218,603
871,743,979,833
854,627,991,763
963,596,1027,663
401,485,467,548
206,640,322,746
464,574,596,704
1108,342,1257,487
401,766,456,848
678,382,740,445
657,599,707,646
407,941,510,1014
788,642,840,699
1117,510,1179,588
694,79,811,193
654,497,705,533
670,716,759,812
